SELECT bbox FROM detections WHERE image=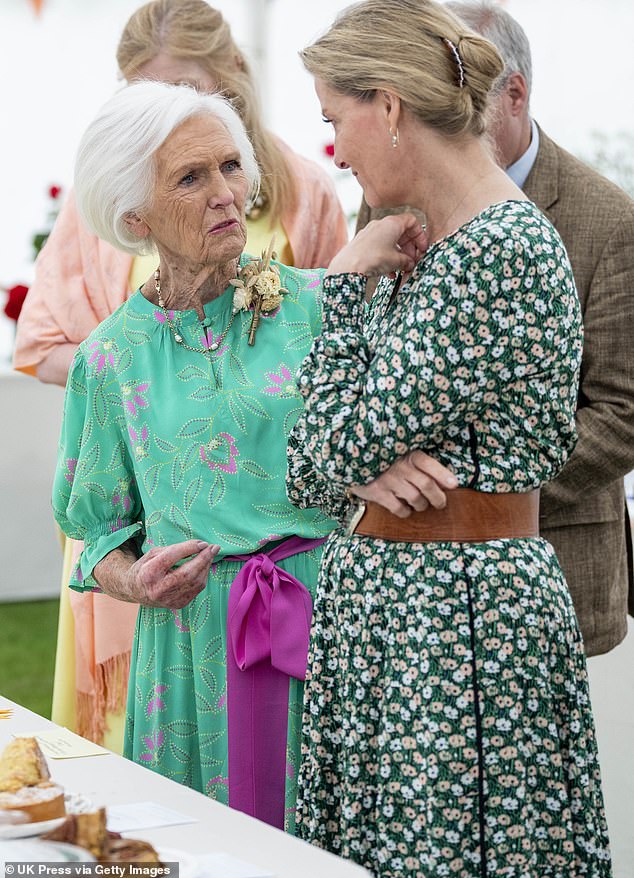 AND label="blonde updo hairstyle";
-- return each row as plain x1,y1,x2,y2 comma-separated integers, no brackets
301,0,504,139
117,0,296,223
